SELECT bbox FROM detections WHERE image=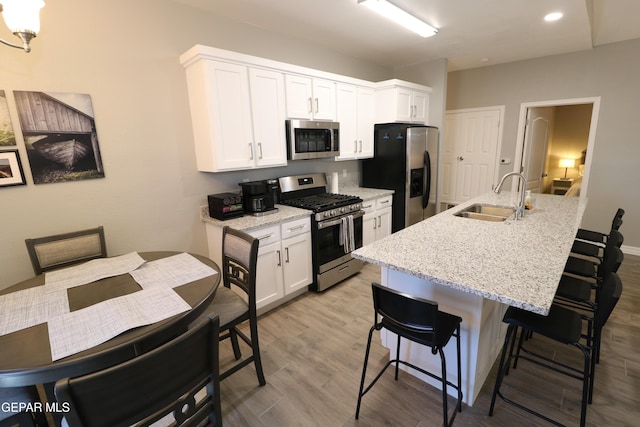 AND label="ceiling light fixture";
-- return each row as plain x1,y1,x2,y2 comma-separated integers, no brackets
358,0,438,38
544,12,563,22
0,0,45,53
